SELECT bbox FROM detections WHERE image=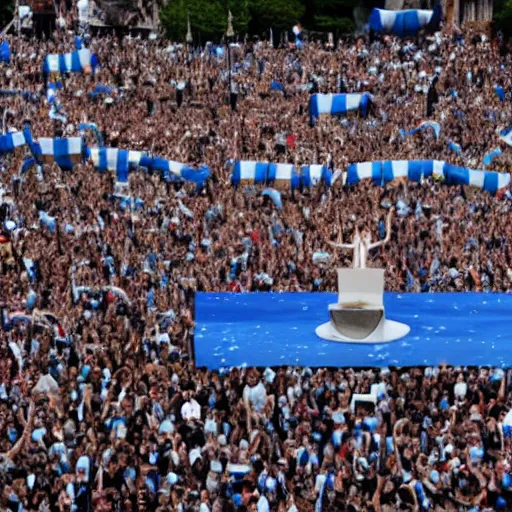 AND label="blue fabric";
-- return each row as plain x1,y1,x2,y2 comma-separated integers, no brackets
88,84,113,98
0,132,24,153
195,292,512,369
262,188,283,209
309,93,372,125
270,80,286,94
231,161,269,186
347,160,509,195
23,123,41,162
483,147,502,167
369,3,442,37
0,41,10,63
